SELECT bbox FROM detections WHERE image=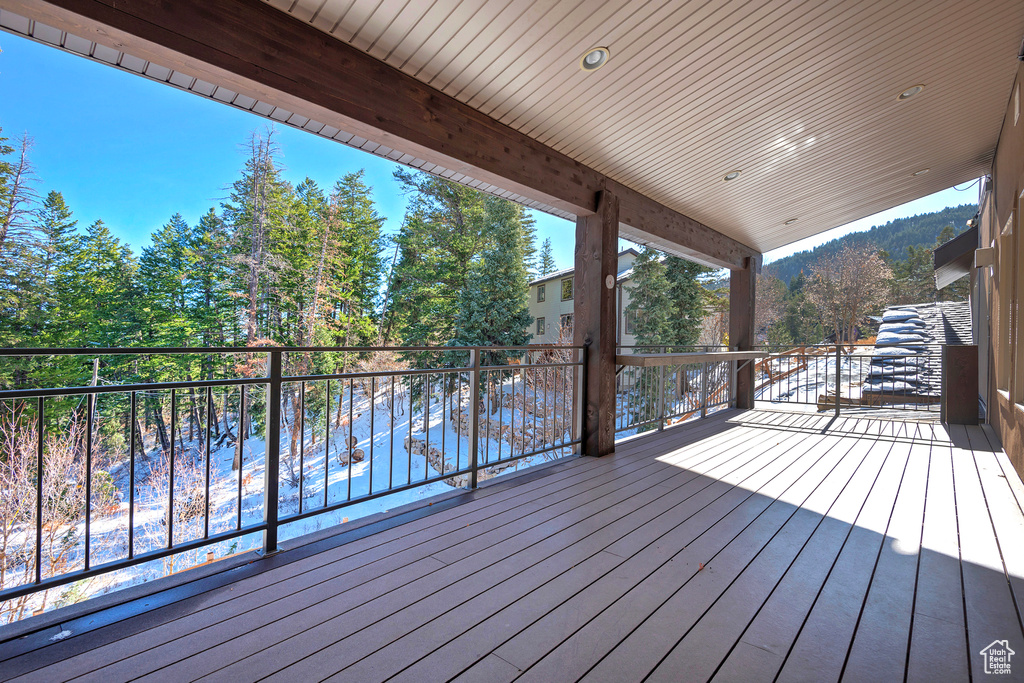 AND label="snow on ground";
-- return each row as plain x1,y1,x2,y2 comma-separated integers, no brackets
4,373,576,619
